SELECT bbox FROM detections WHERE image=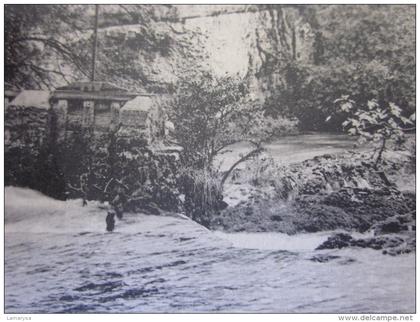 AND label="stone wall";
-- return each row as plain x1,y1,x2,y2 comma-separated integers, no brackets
5,91,52,150
52,99,123,141
117,95,165,144
5,106,51,149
